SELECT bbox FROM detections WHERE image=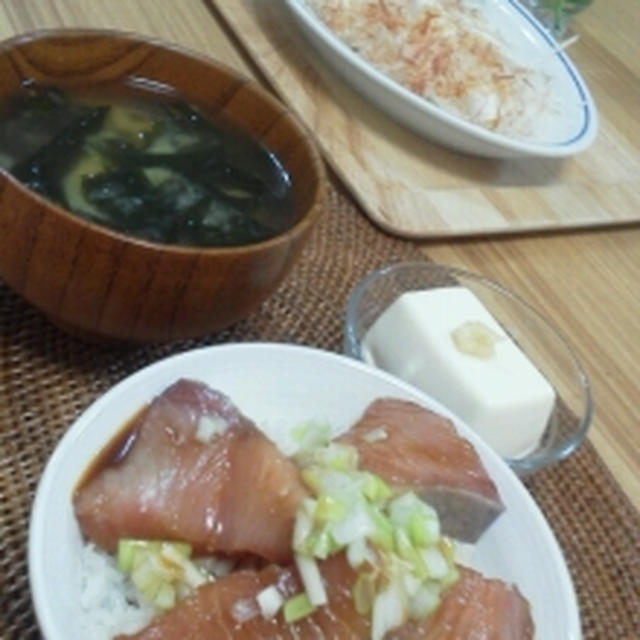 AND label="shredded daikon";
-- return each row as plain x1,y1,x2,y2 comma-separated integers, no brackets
304,0,550,138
